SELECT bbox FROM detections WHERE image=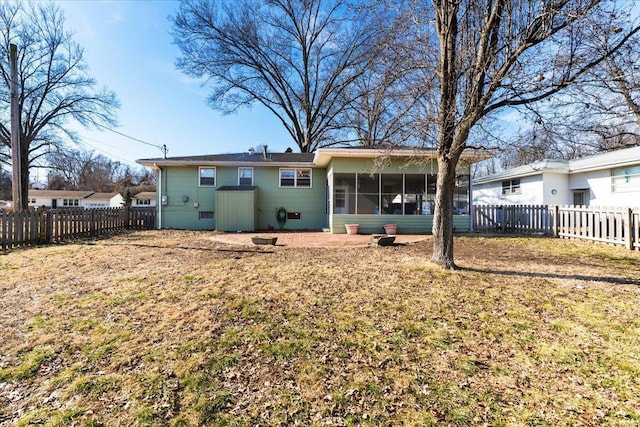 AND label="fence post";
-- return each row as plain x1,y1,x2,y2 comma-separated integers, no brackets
1,211,6,252
627,208,633,251
552,205,559,237
125,206,131,230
